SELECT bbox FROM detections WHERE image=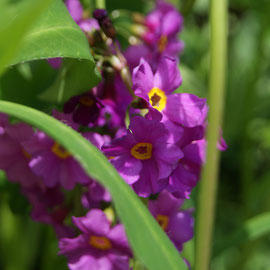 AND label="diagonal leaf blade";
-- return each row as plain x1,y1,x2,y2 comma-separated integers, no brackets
0,100,188,270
